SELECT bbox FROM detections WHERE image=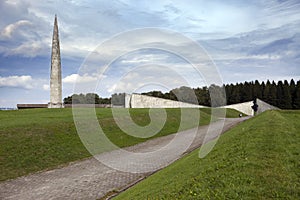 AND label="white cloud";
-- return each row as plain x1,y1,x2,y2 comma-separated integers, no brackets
1,0,299,60
0,75,33,89
62,73,98,84
0,0,300,108
8,40,46,57
106,65,191,94
42,84,49,91
119,53,170,64
0,20,32,38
